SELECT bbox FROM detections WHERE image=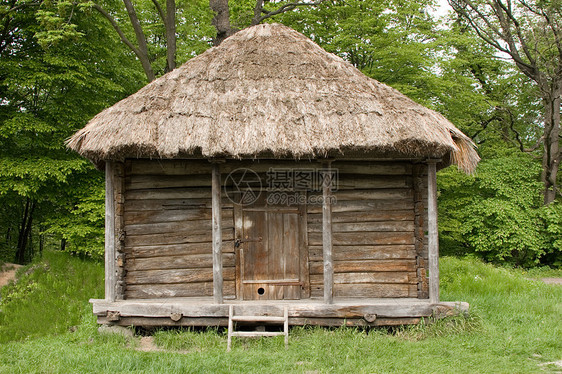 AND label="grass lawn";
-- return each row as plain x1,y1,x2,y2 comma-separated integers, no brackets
0,252,560,373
